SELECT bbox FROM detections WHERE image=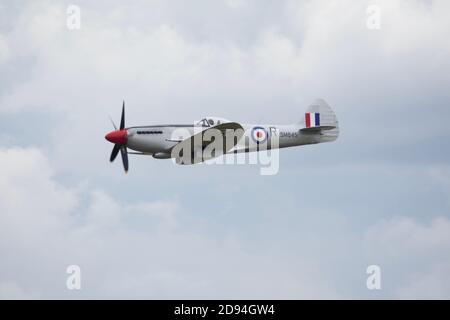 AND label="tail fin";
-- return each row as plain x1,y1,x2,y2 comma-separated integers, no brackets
301,99,339,142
